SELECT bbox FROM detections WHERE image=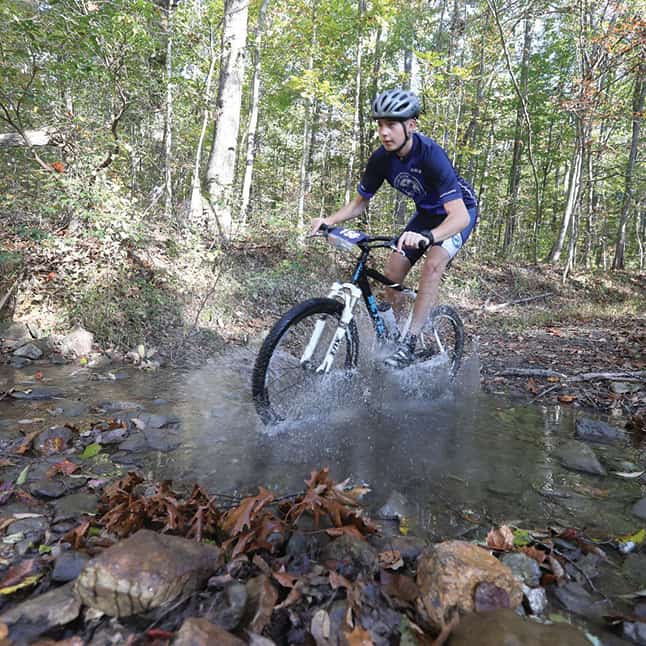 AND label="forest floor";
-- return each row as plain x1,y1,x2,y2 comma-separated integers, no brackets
1,226,645,426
